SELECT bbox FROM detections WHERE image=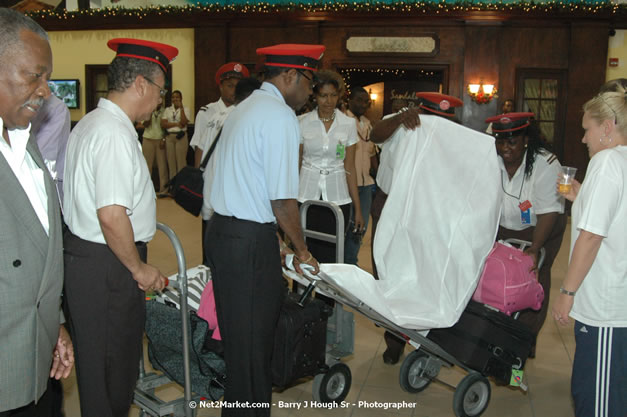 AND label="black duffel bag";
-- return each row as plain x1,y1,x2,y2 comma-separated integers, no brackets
167,129,221,216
